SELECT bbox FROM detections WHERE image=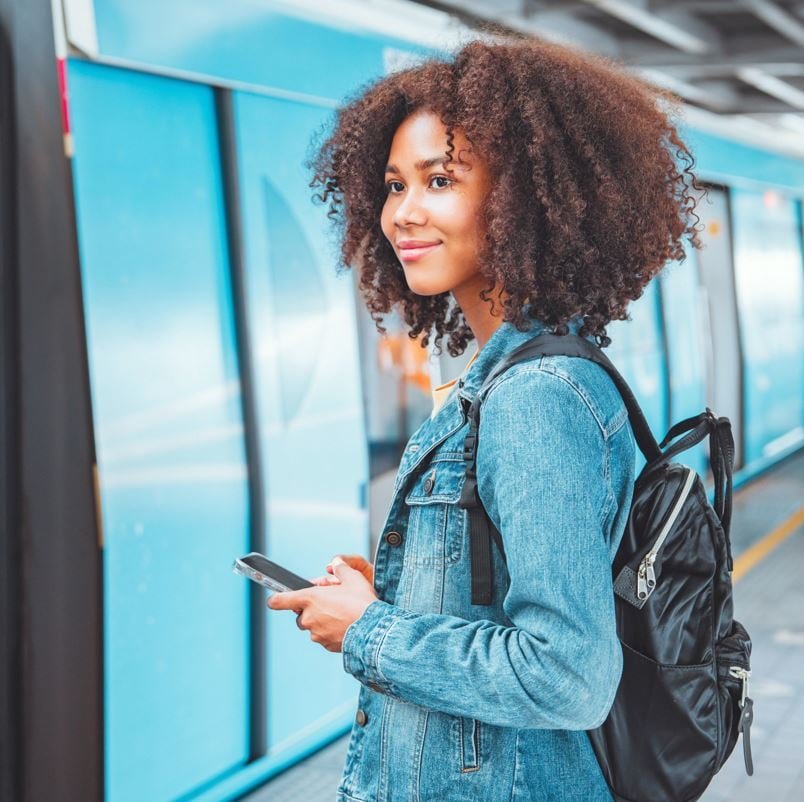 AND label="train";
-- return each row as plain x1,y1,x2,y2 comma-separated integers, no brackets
0,0,801,801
